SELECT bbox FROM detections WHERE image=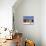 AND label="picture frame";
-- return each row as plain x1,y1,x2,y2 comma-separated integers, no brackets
23,16,34,25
